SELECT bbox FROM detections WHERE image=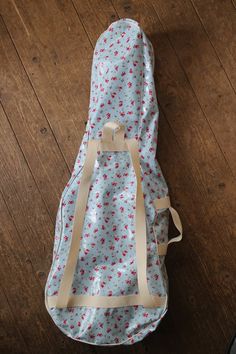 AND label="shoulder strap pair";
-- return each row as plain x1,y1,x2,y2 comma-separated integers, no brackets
46,122,182,309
